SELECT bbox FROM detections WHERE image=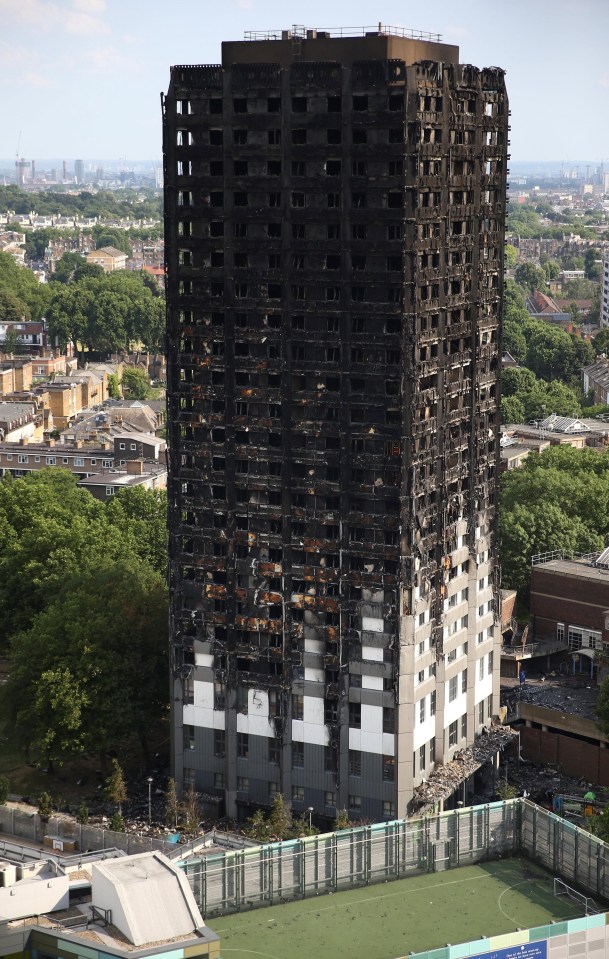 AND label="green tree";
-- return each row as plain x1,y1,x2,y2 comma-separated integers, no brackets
515,262,546,294
501,501,602,593
504,244,518,269
109,811,124,832
336,808,350,830
108,372,120,399
165,778,179,828
45,284,95,354
121,366,151,400
0,252,50,321
105,487,167,576
5,557,168,765
76,801,89,824
525,325,579,381
0,289,30,324
105,759,127,814
31,667,89,771
502,366,537,397
246,809,272,842
181,785,200,833
92,228,132,258
38,791,53,820
593,329,609,355
503,321,527,363
501,395,525,424
51,252,87,285
0,776,9,805
268,793,292,839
